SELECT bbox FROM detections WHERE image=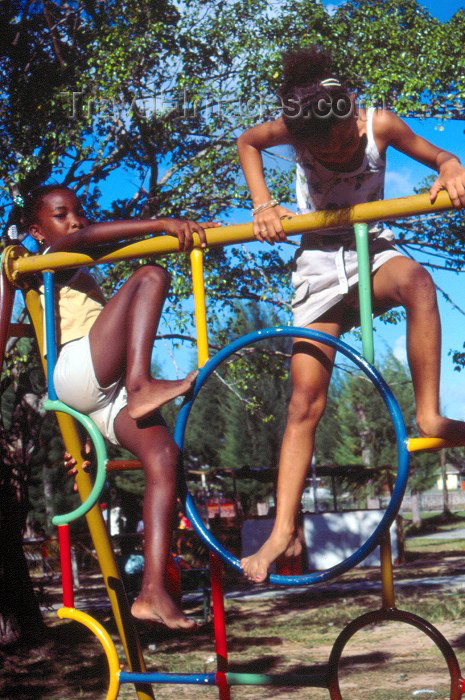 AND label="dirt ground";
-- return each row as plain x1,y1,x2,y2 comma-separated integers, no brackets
3,527,465,699
2,570,465,699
